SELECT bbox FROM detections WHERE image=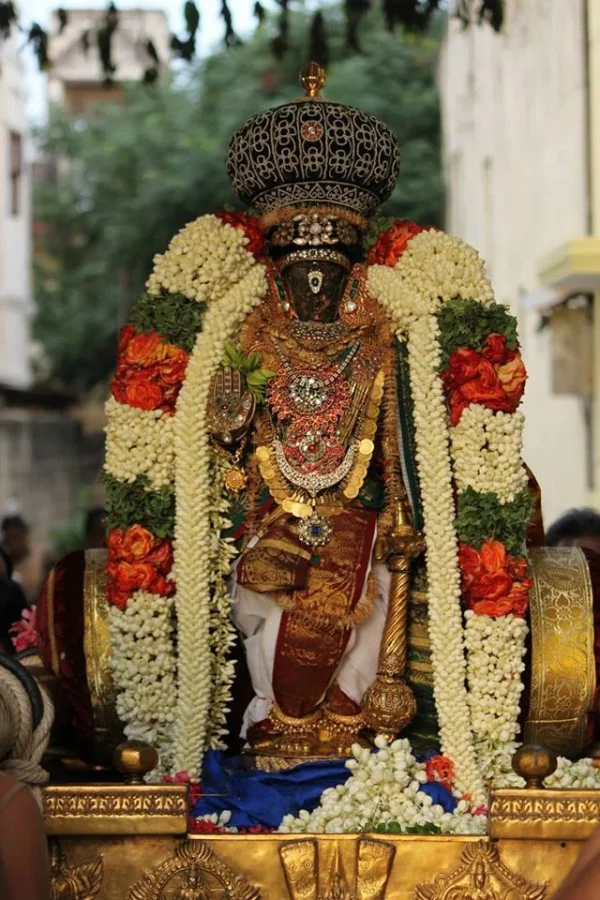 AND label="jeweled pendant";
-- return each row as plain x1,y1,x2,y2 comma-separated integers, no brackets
224,466,248,493
297,512,333,547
